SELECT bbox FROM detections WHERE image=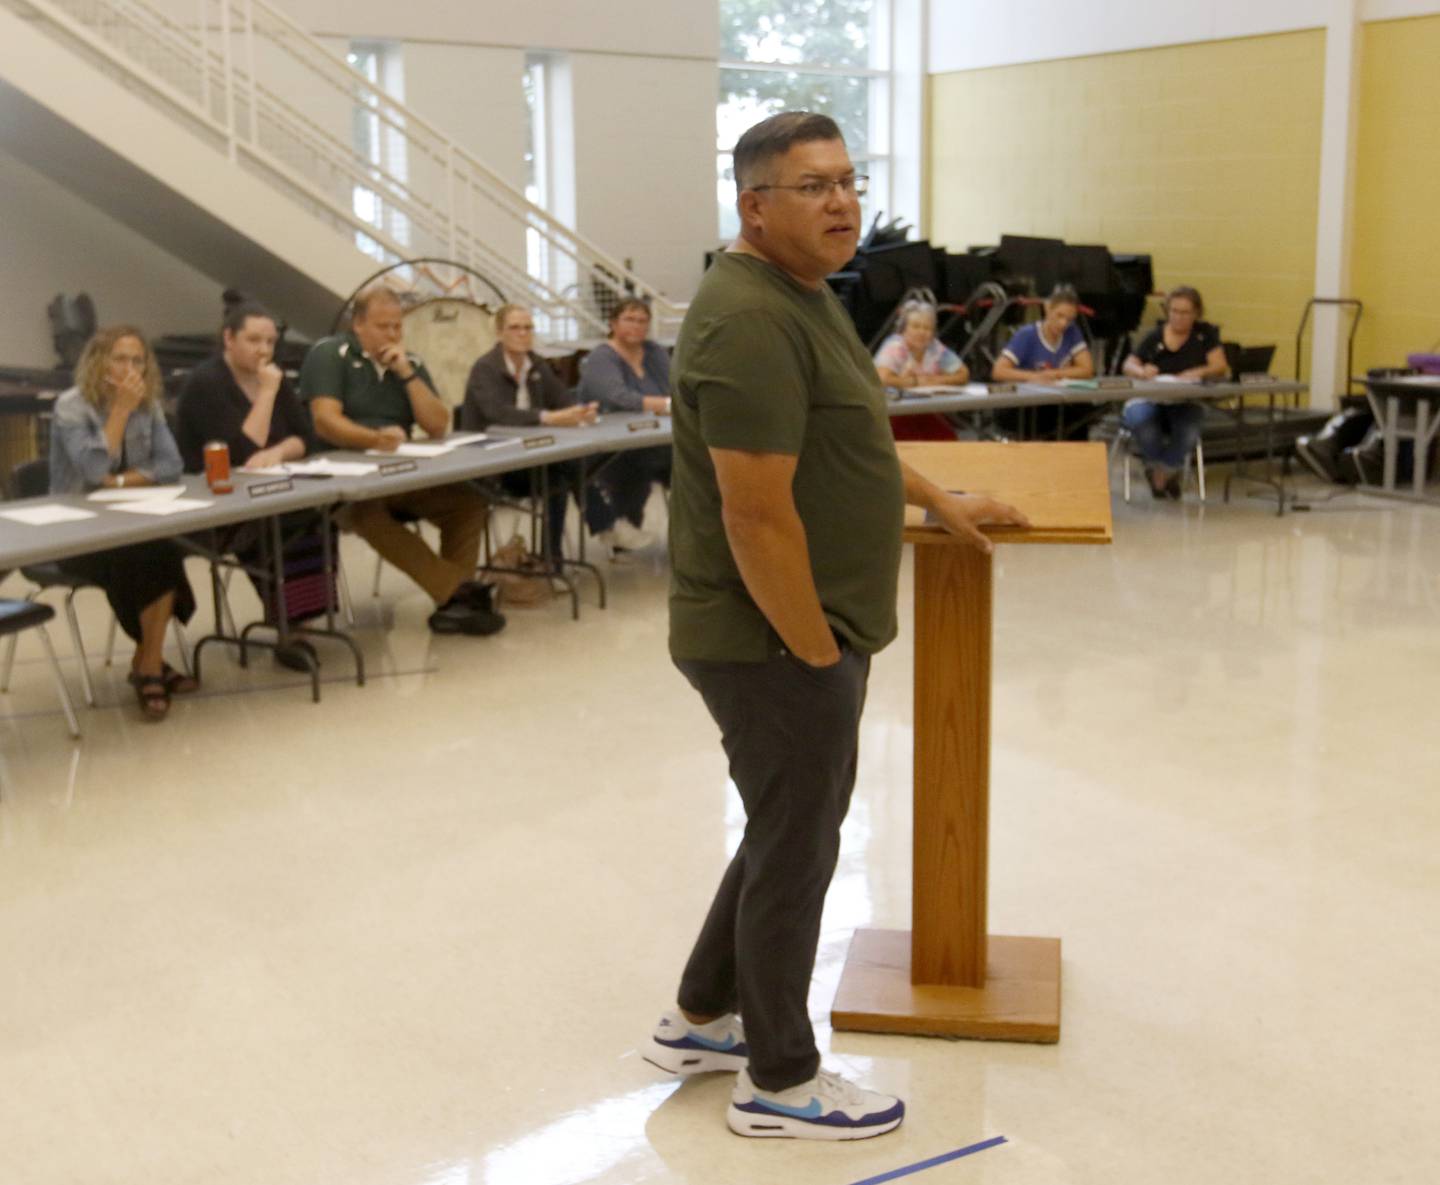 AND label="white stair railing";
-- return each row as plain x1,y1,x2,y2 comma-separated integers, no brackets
3,0,687,341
